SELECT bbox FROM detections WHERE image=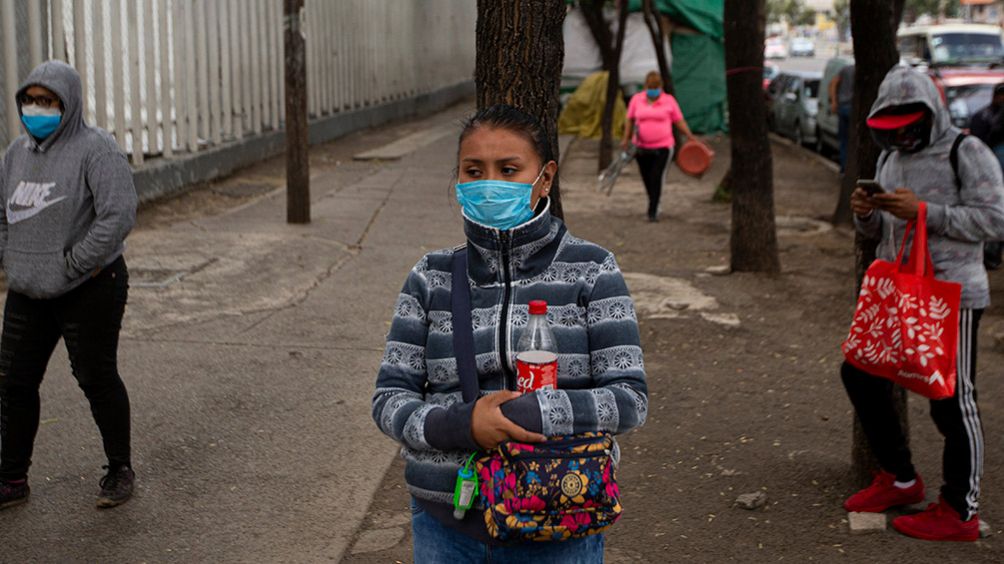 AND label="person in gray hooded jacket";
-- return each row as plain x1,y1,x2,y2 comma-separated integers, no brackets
841,65,1004,542
0,61,137,511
